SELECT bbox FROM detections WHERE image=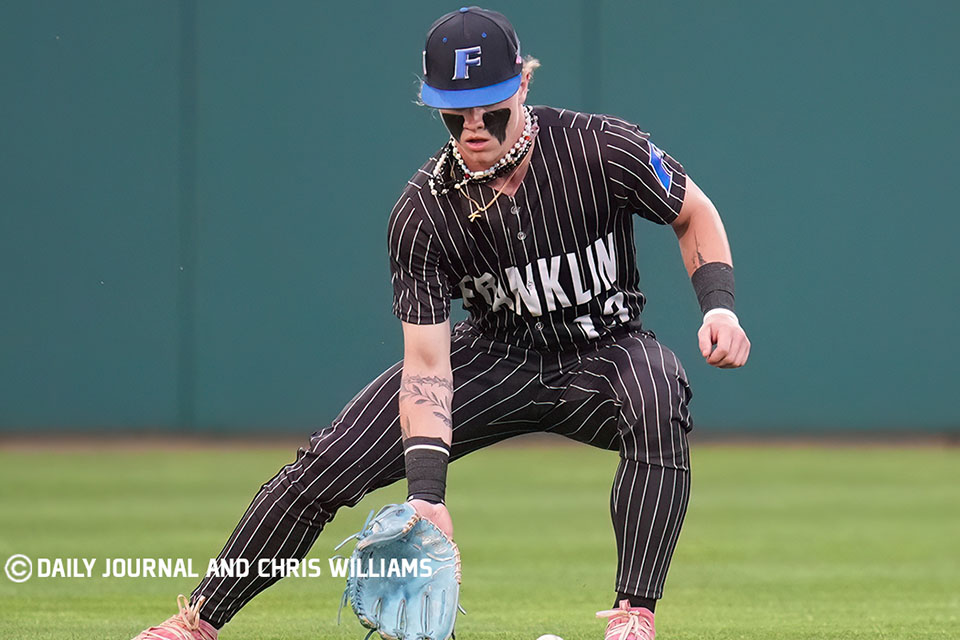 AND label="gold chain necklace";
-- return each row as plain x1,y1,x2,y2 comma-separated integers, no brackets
460,180,511,221
459,137,535,222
